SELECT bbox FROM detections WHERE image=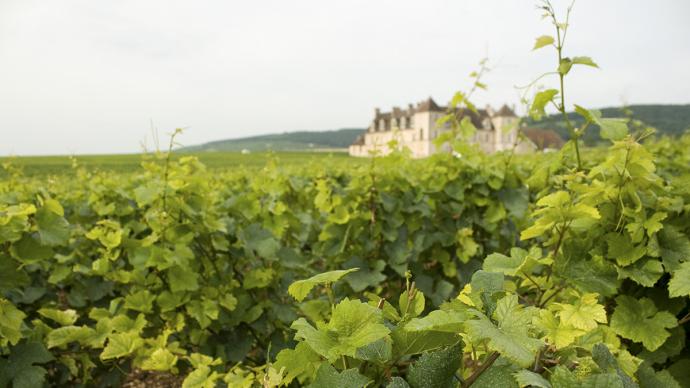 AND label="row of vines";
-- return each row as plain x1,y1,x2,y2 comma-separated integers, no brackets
2,2,690,387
